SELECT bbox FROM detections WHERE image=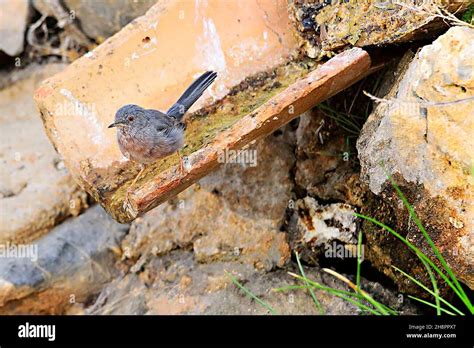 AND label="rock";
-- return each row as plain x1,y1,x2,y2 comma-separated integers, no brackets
87,249,418,315
357,27,474,289
295,109,366,206
63,0,156,42
293,198,357,246
122,134,294,271
34,0,372,223
0,206,129,314
86,273,148,315
288,0,469,58
30,0,92,59
0,64,88,245
0,0,29,56
288,196,358,264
